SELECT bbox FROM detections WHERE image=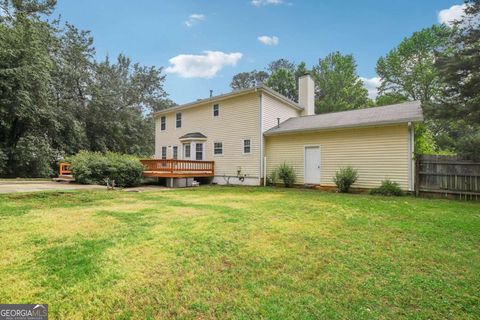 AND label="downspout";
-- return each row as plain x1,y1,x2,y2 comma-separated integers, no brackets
258,89,264,186
408,122,414,191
